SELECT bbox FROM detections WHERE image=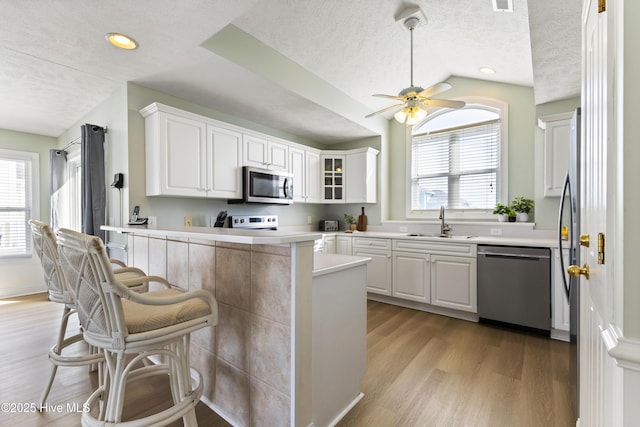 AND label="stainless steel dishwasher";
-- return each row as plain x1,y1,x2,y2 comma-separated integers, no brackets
477,245,551,334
